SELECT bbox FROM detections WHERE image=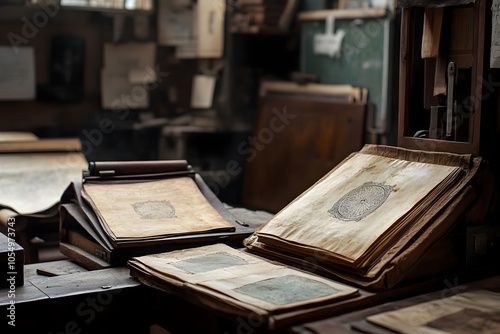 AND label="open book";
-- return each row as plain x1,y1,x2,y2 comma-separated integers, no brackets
244,144,481,290
125,144,482,330
81,177,234,243
128,243,358,317
60,161,253,269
